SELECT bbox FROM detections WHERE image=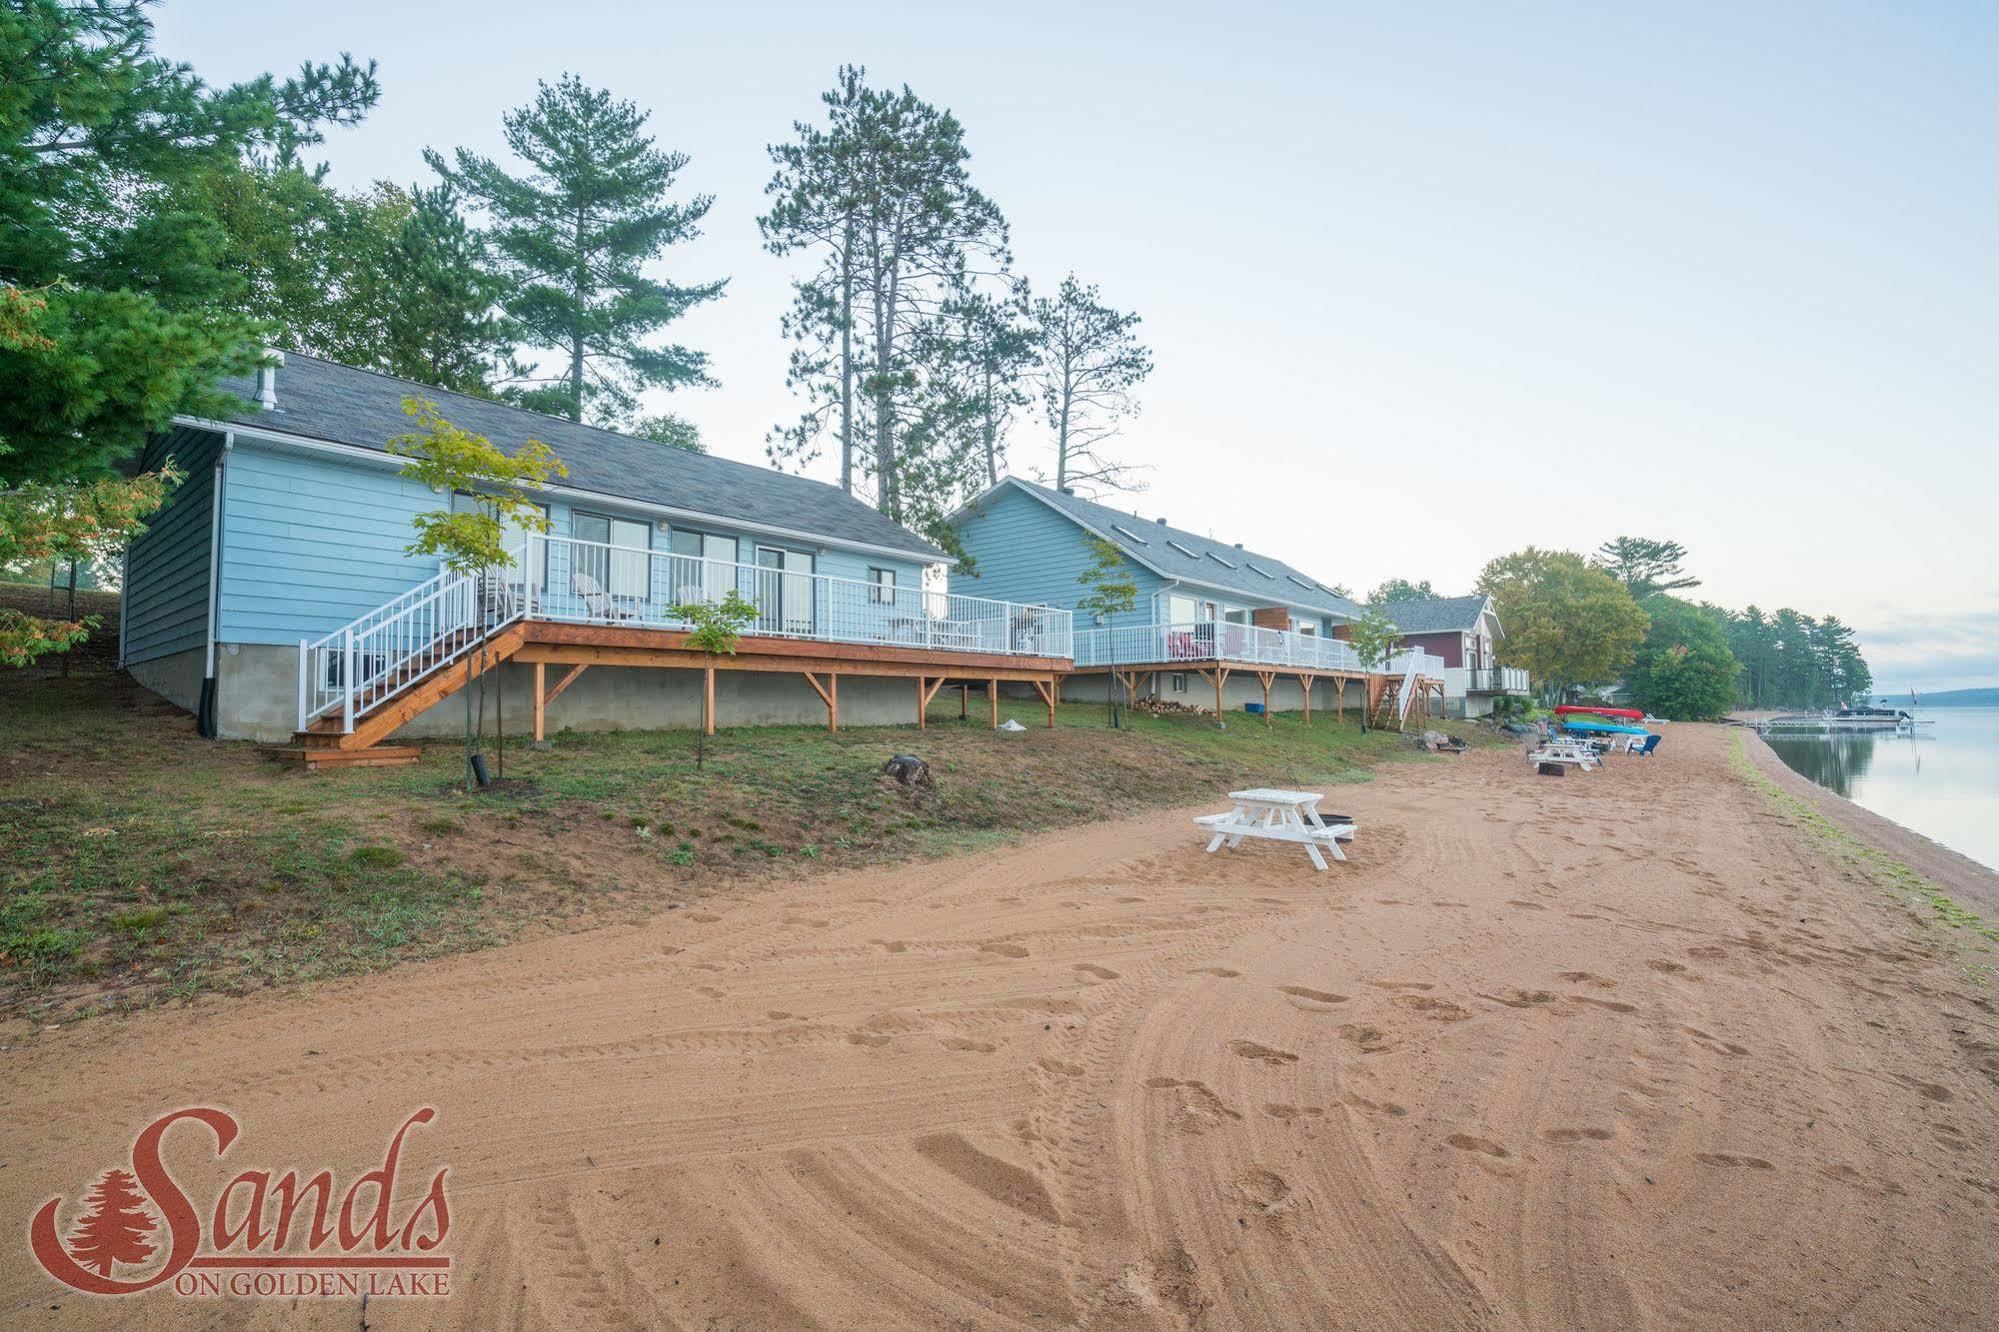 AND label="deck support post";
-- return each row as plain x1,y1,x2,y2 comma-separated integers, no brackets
1257,670,1276,725
1300,671,1315,725
989,678,999,729
704,661,716,735
533,661,546,742
801,671,838,731
1028,677,1056,727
